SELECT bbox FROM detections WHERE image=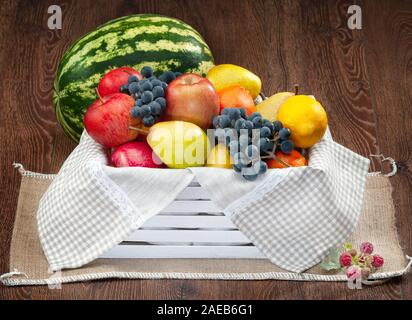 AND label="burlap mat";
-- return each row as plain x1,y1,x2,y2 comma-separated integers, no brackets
1,172,410,286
